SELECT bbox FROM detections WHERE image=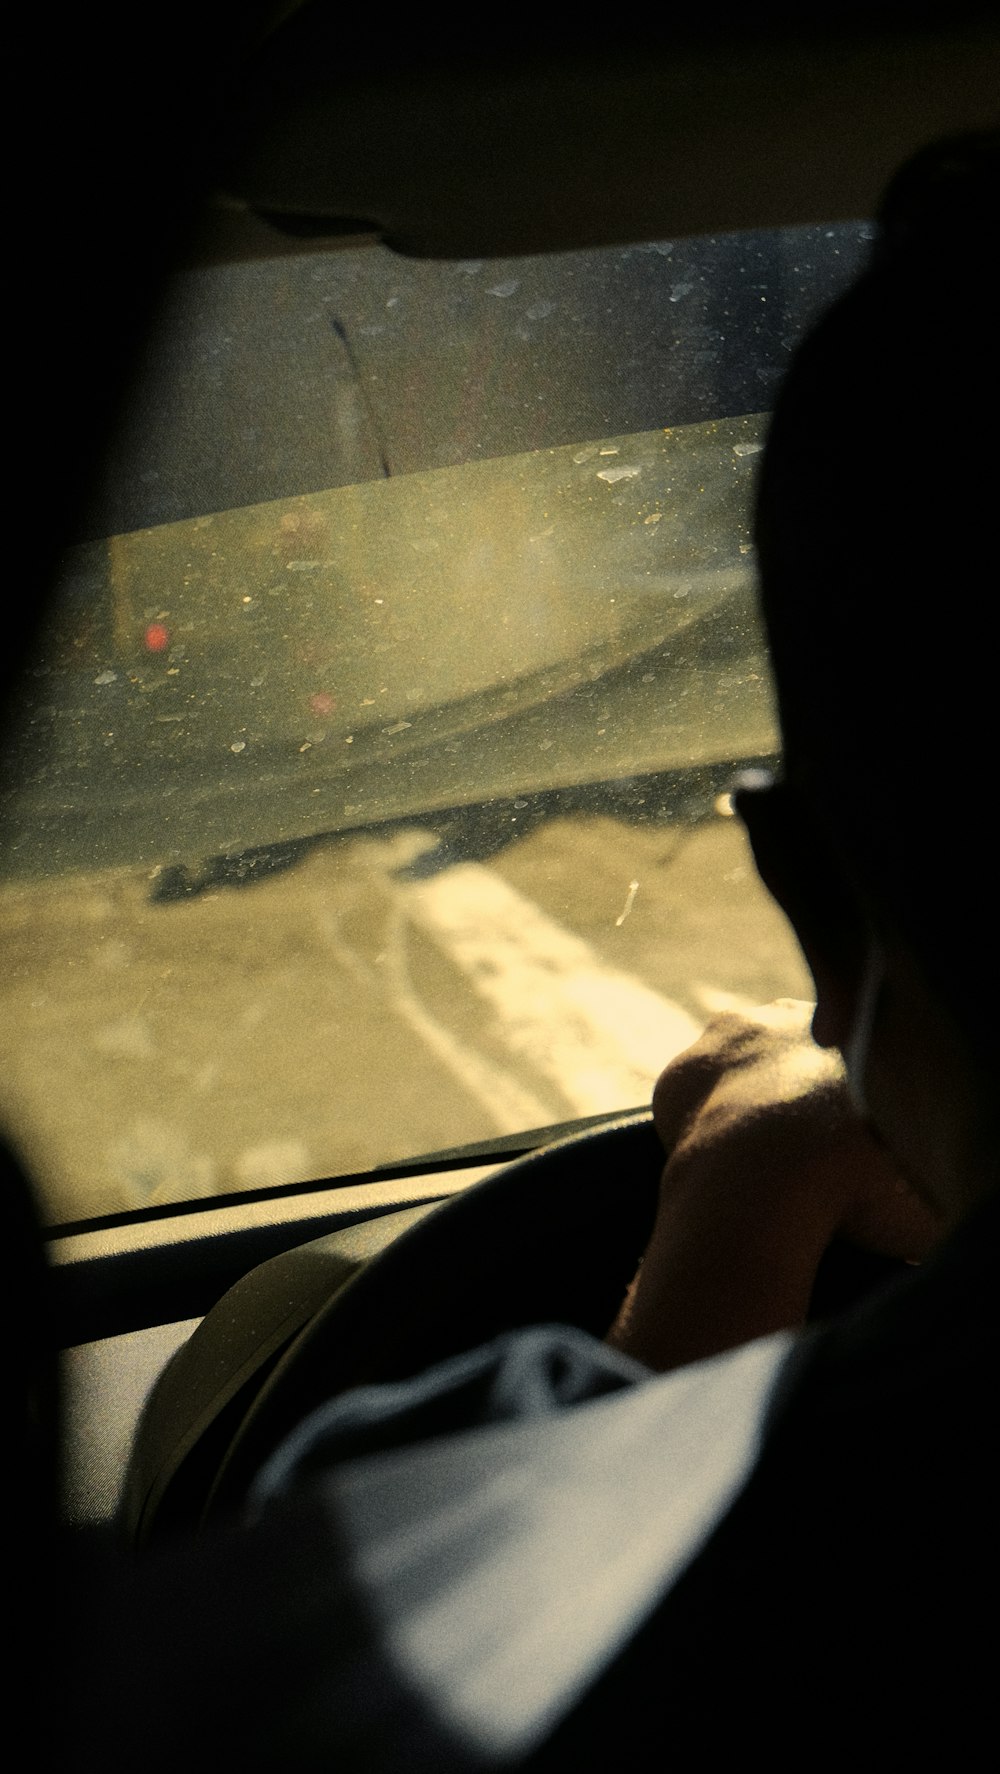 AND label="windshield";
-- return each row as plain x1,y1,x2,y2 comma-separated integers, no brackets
0,224,871,1225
